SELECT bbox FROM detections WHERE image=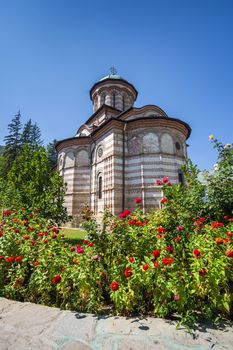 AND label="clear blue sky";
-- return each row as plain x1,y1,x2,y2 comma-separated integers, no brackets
0,0,232,170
